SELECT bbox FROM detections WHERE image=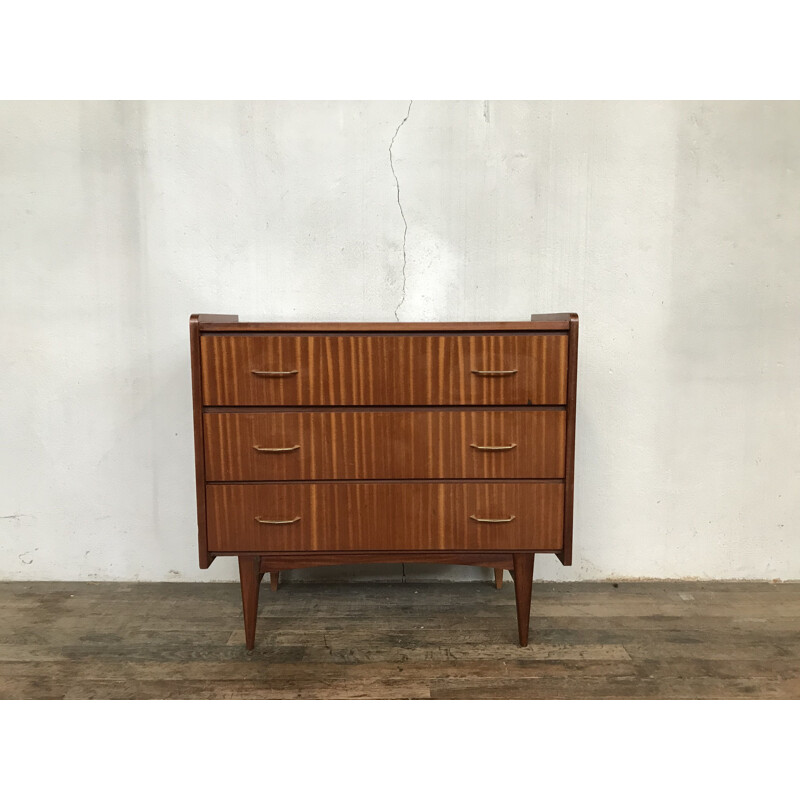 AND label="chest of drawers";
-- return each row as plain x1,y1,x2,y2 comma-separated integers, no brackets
190,315,579,649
